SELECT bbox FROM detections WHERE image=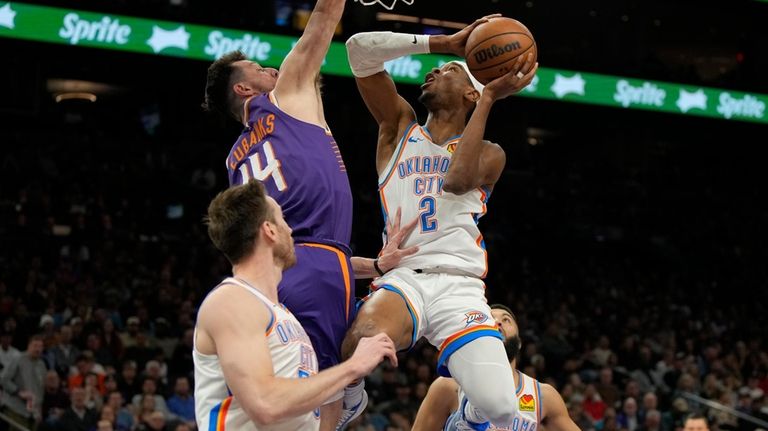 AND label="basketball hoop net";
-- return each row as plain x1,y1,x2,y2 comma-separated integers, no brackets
354,0,414,11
